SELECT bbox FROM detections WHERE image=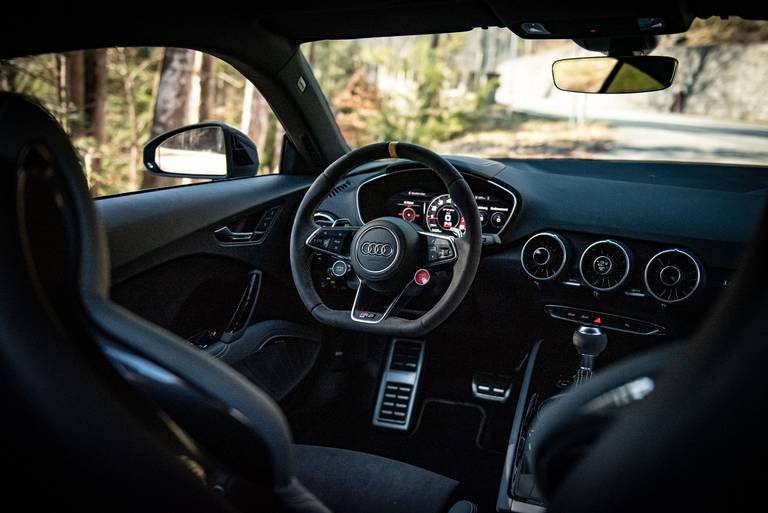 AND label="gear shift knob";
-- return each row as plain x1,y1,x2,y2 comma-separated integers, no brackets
572,326,607,385
573,326,608,356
